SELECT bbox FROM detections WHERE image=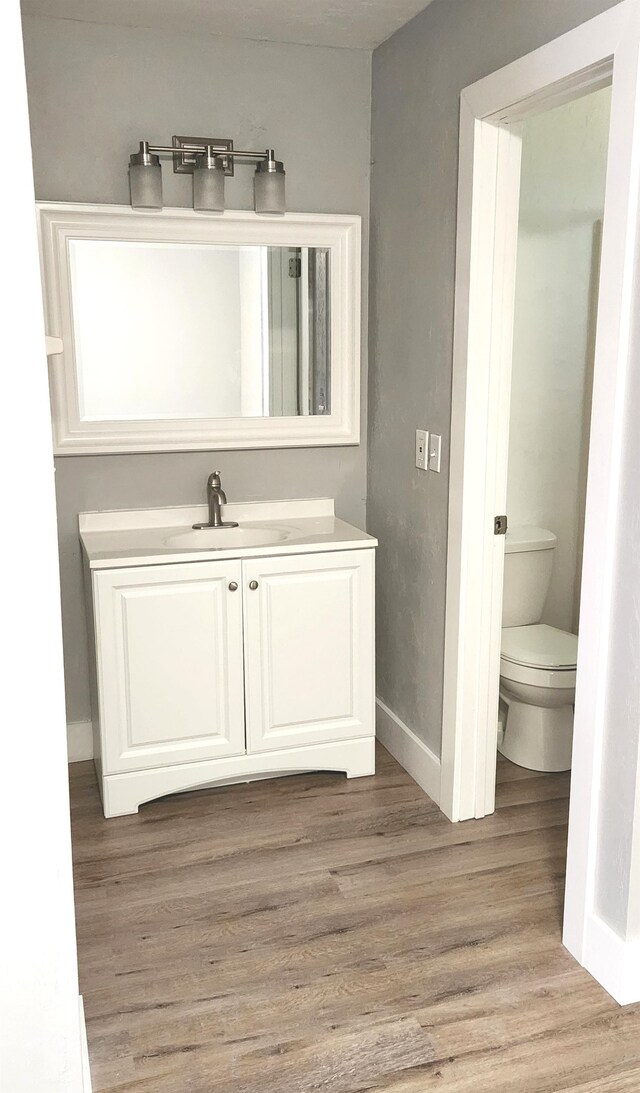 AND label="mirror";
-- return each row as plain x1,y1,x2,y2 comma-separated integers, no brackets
37,204,360,453
69,240,331,422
